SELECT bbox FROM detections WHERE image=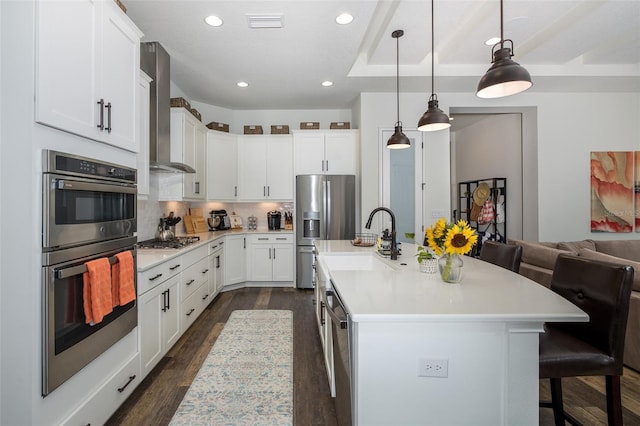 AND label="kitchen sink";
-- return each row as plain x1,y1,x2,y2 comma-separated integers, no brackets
319,253,396,271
